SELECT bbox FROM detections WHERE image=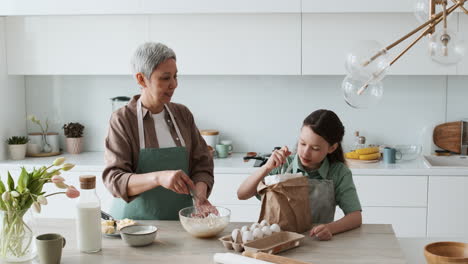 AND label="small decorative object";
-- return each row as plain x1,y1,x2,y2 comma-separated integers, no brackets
27,115,52,153
63,122,85,154
343,0,467,108
6,136,28,160
0,157,78,262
